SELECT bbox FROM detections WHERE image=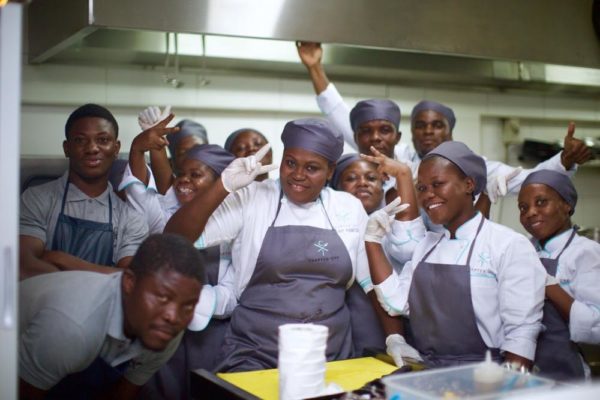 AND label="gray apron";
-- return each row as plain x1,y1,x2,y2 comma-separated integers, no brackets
408,217,501,368
534,229,585,381
345,282,386,356
217,192,354,372
51,180,114,266
142,245,230,400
